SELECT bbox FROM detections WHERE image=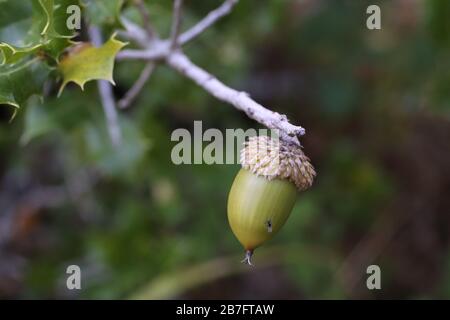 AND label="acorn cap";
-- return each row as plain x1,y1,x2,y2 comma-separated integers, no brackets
240,135,316,191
